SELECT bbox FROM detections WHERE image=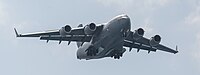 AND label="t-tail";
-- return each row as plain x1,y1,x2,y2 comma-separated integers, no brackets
76,24,83,48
